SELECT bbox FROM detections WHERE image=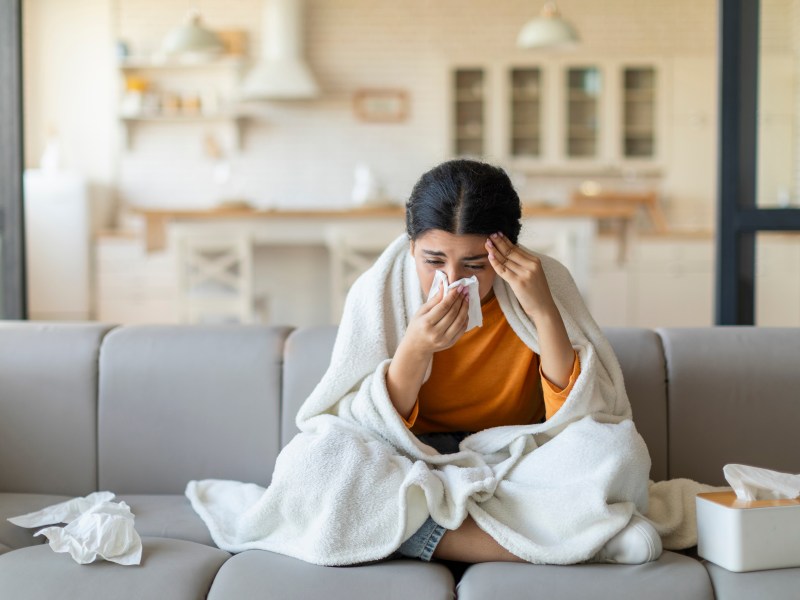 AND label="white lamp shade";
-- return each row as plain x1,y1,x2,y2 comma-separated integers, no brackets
161,14,224,58
517,3,580,49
